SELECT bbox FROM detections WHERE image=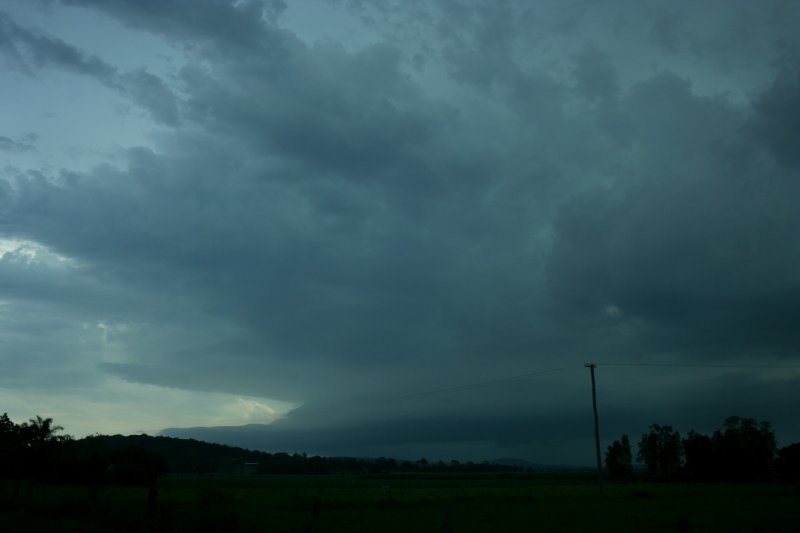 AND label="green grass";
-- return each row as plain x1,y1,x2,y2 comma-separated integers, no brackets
1,475,799,532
